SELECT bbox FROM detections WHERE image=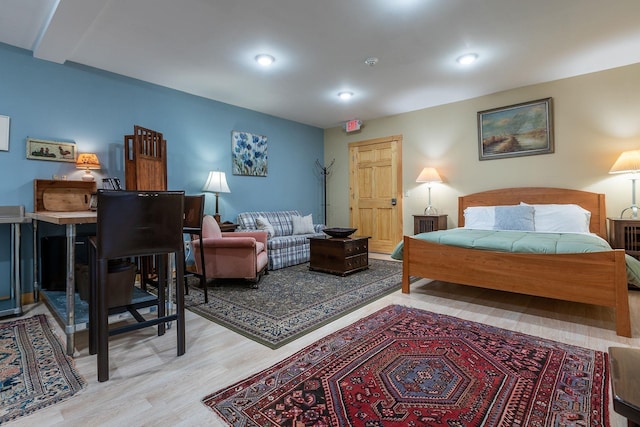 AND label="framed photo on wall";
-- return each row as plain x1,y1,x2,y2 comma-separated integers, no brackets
26,138,77,162
231,130,268,176
478,97,554,161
